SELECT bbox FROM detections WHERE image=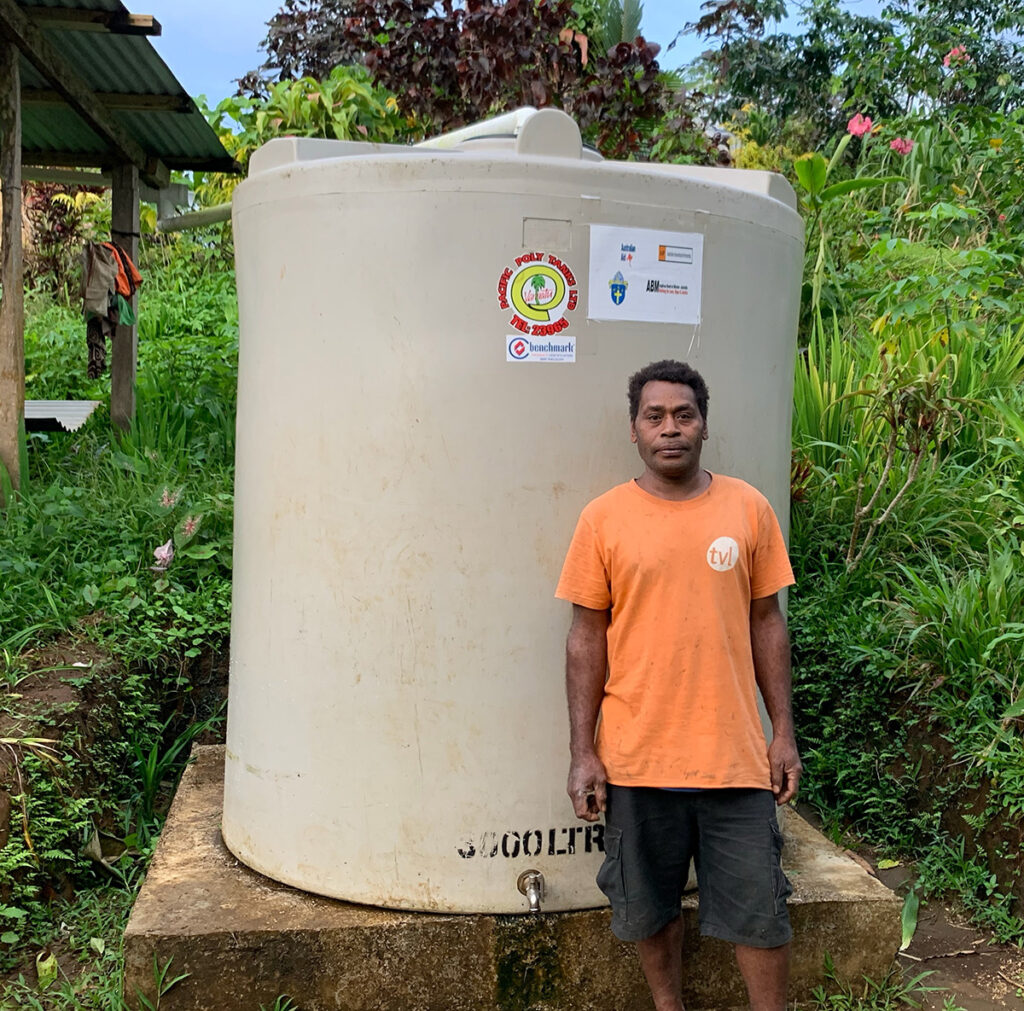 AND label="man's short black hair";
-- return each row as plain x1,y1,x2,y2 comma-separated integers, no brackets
628,360,710,422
